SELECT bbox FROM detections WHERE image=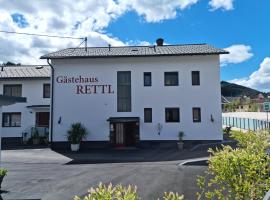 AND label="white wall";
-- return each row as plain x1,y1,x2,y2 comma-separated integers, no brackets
52,55,222,142
0,79,50,137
